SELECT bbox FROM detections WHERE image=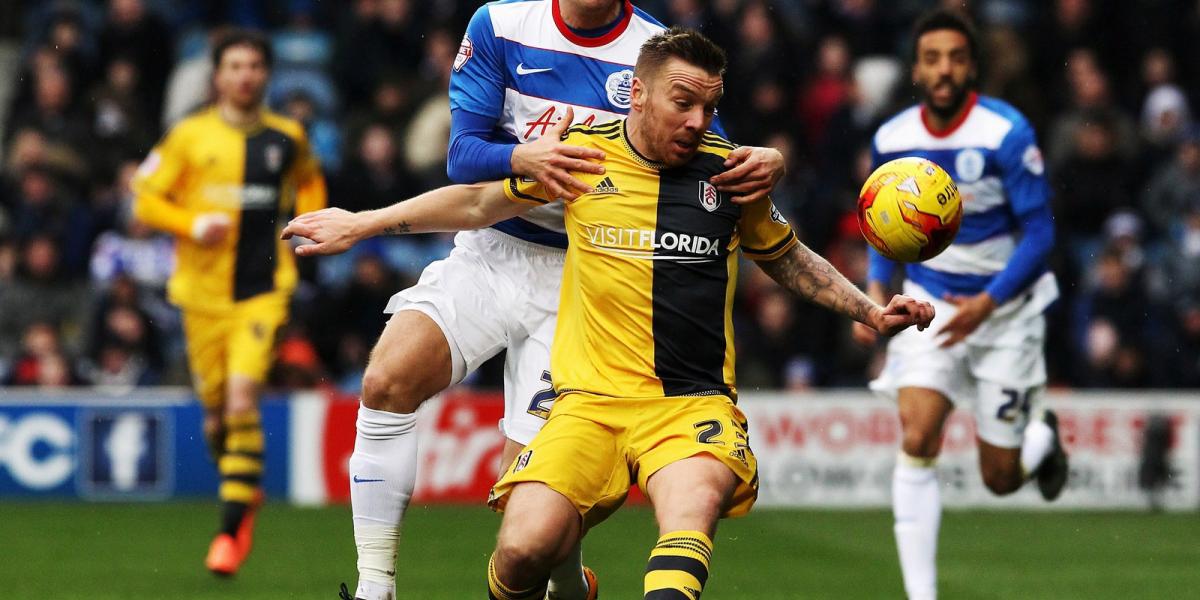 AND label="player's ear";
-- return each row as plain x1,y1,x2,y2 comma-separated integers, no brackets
631,77,646,111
